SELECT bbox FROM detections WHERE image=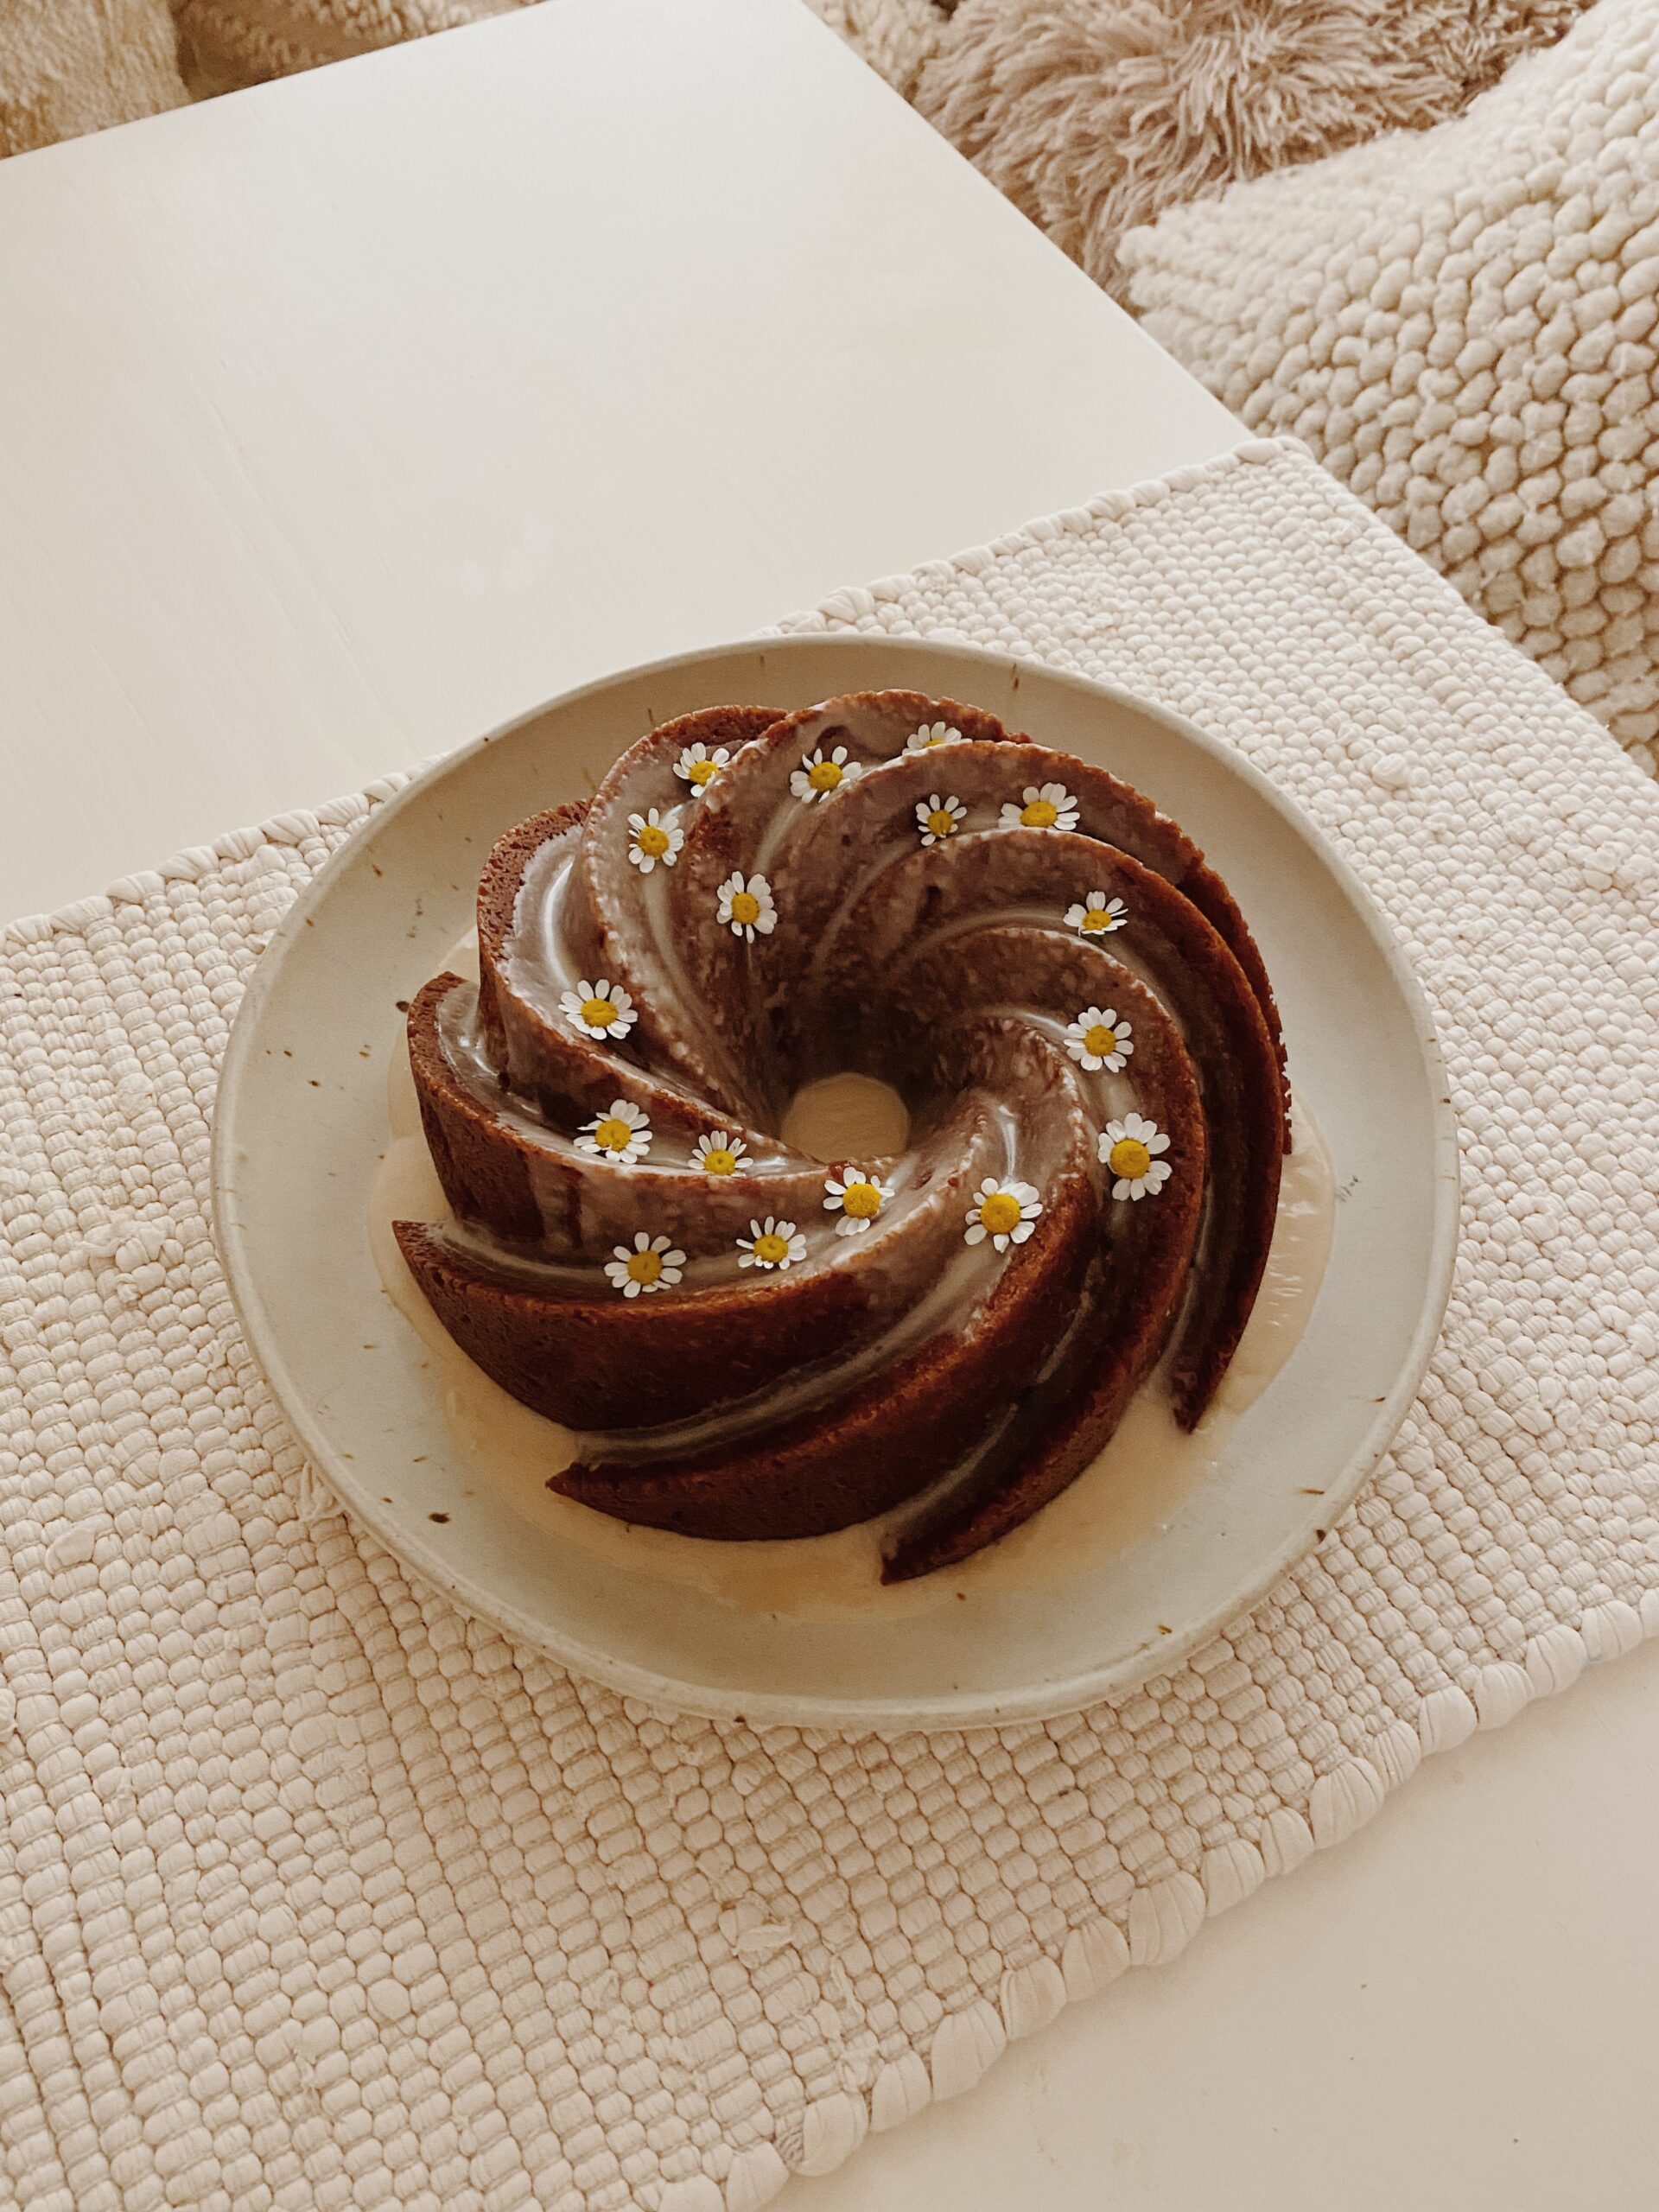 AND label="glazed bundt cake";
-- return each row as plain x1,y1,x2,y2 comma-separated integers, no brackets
393,690,1287,1581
